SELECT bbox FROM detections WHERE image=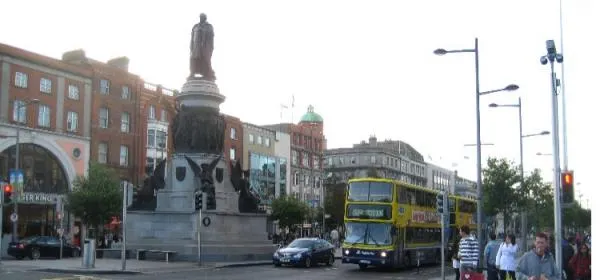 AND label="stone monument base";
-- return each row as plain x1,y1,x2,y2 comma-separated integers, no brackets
125,210,275,262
